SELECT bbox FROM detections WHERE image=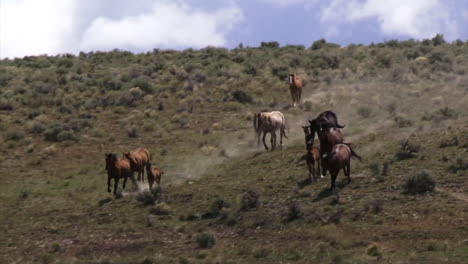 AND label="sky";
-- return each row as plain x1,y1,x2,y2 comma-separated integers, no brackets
1,0,467,58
